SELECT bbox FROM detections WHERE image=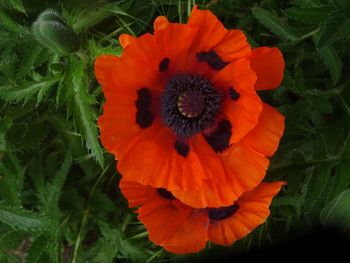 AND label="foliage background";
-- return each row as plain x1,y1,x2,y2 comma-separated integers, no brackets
1,0,350,262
